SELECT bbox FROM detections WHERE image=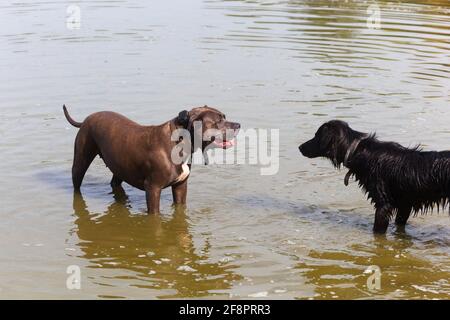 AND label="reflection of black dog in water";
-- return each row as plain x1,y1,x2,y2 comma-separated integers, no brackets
299,120,450,234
